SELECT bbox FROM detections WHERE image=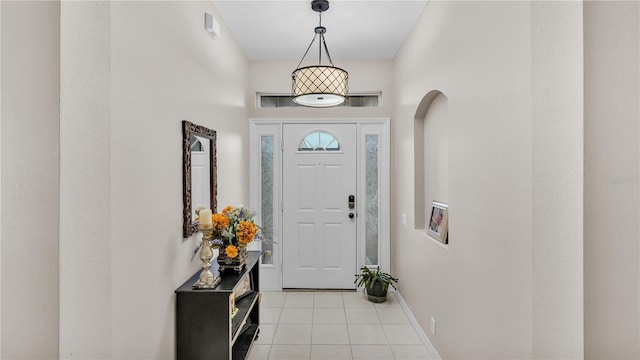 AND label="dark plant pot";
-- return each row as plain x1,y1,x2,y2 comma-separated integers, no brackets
365,283,388,303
